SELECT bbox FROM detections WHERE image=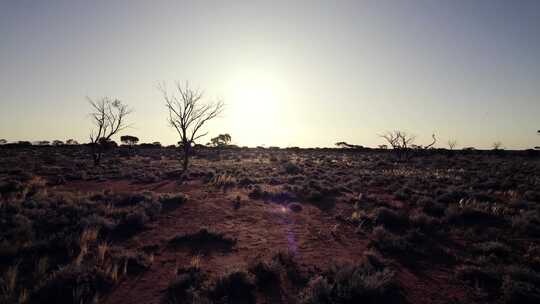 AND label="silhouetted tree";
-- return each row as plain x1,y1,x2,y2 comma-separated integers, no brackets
447,139,457,150
492,141,503,150
210,134,231,147
120,135,139,146
380,130,418,161
66,139,79,145
335,142,363,149
159,82,224,171
424,134,437,149
88,97,131,165
210,133,232,156
380,131,415,149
